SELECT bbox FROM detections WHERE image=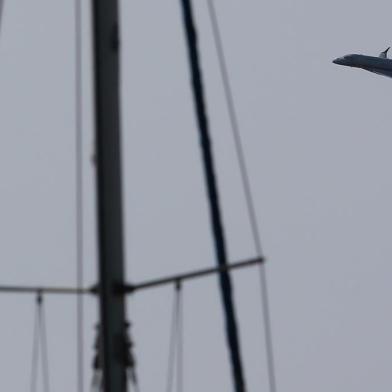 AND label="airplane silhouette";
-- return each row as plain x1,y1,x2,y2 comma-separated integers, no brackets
333,48,392,78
